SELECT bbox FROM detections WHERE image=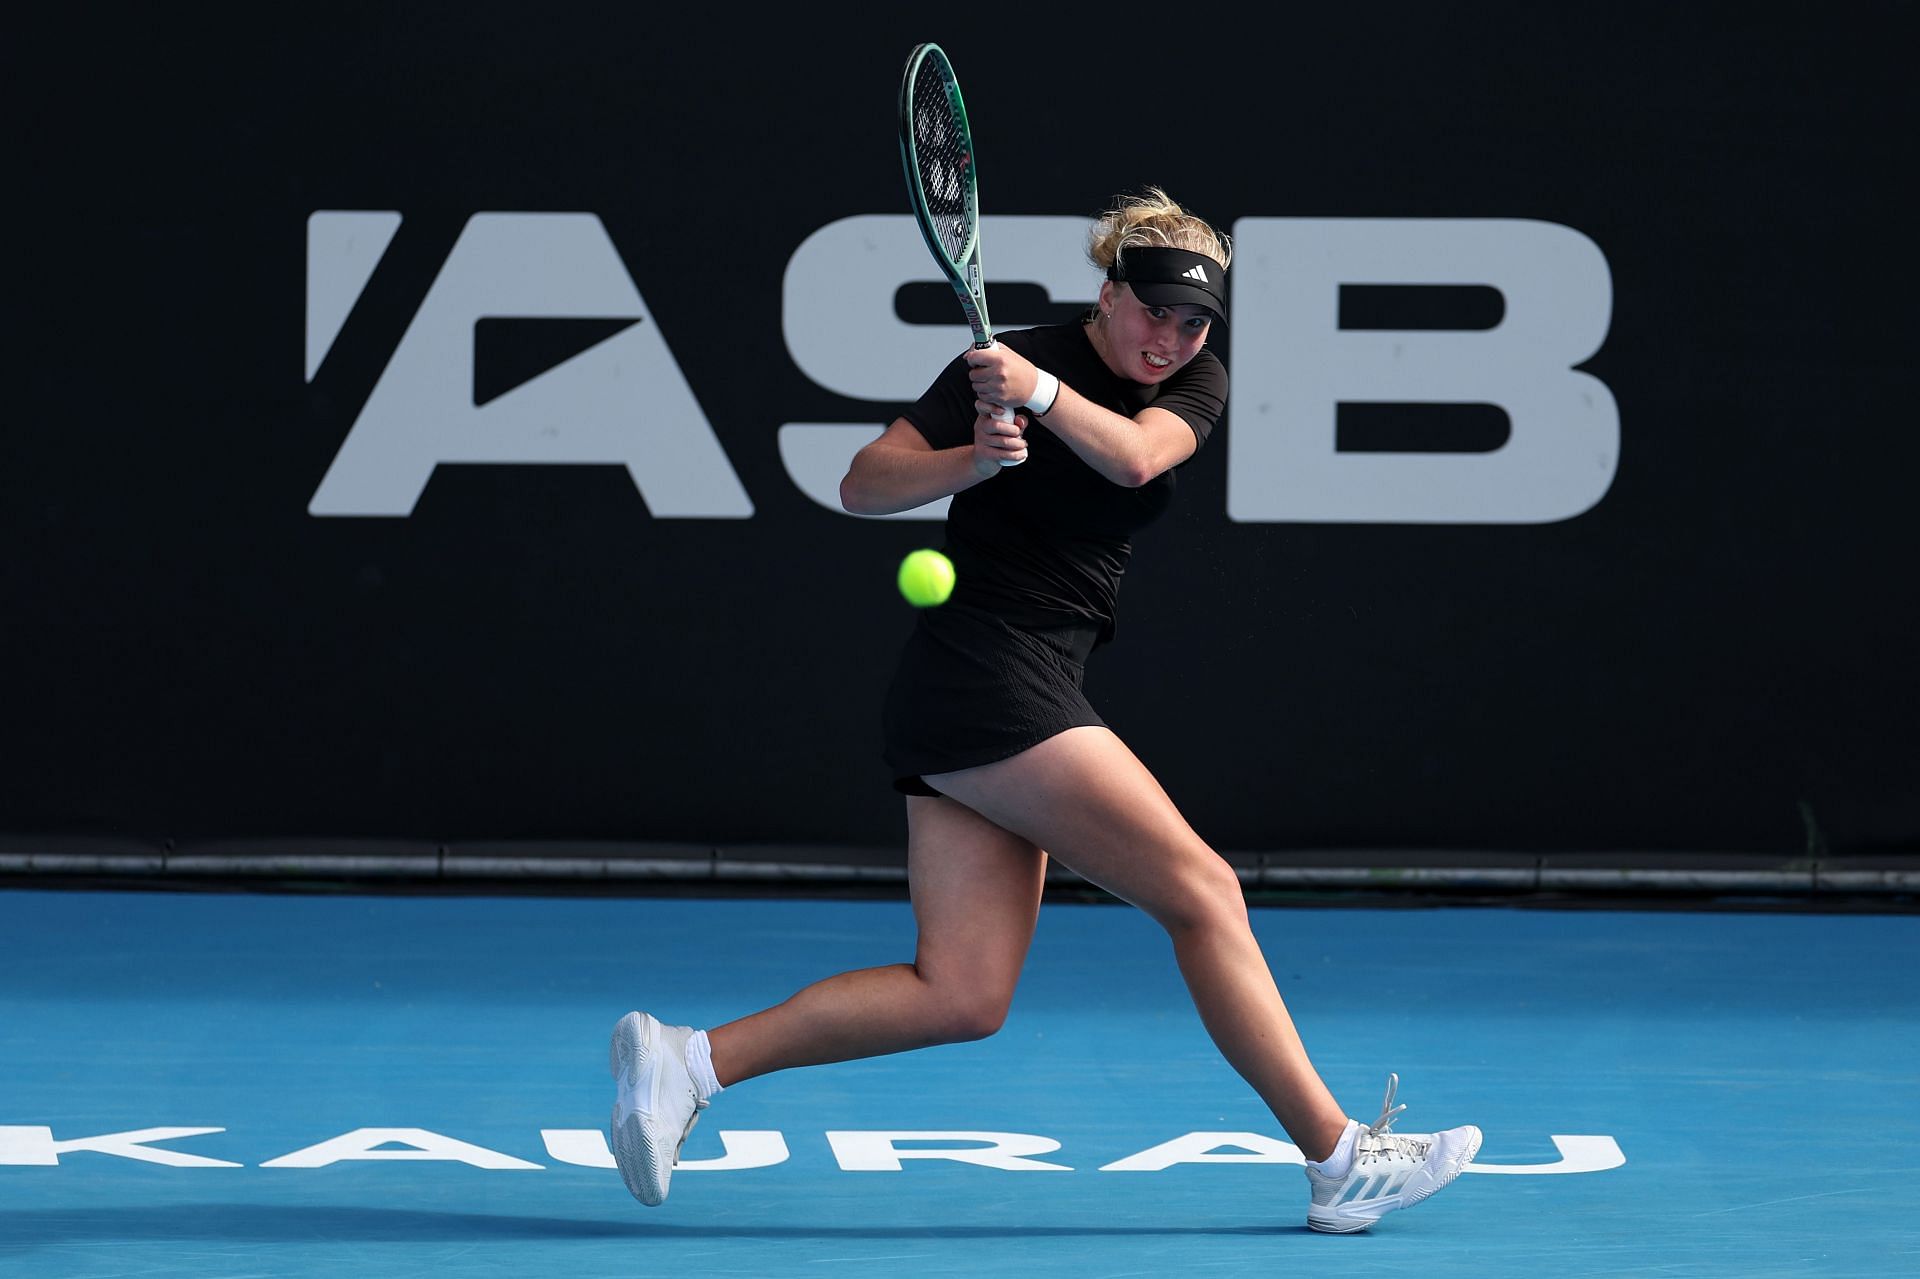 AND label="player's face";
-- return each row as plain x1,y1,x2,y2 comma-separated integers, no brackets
1097,284,1212,384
